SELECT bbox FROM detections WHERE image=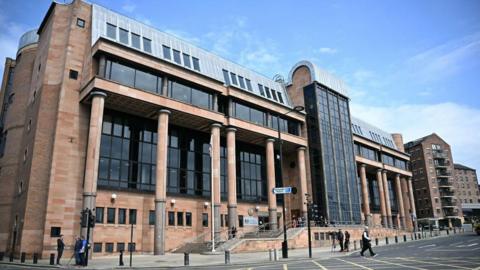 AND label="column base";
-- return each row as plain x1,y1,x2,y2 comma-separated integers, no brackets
227,205,237,237
269,208,278,231
154,200,166,255
381,216,388,228
387,216,393,228
365,214,372,227
214,204,221,241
